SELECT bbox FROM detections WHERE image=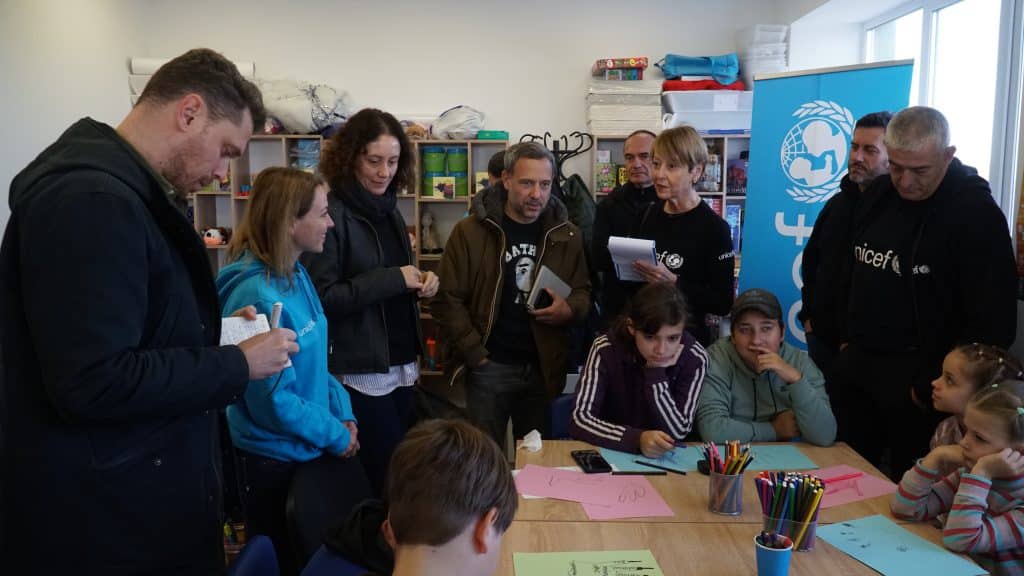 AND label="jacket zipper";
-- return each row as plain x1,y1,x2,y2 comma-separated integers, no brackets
480,217,507,346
